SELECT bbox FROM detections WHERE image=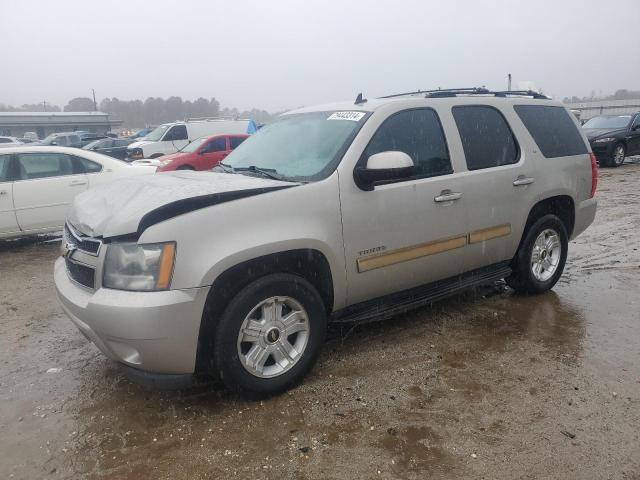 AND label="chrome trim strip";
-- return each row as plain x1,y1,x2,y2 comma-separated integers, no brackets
357,235,468,273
